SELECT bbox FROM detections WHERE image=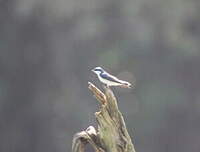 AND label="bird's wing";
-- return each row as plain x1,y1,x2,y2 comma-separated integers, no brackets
100,73,122,84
